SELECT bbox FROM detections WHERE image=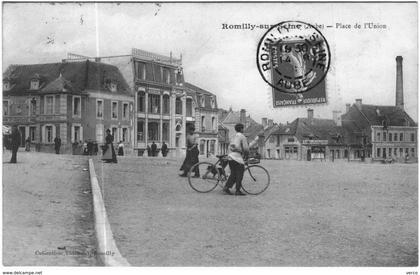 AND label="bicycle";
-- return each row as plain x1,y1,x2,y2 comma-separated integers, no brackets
187,154,270,195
